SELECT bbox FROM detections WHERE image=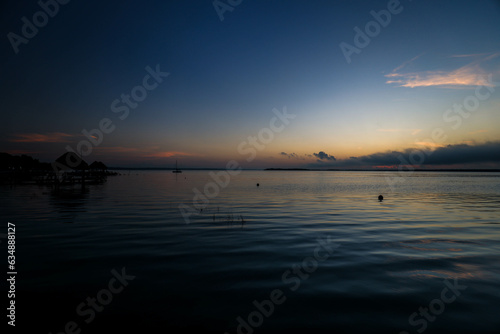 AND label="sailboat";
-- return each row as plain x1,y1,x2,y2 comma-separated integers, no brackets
172,160,182,173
